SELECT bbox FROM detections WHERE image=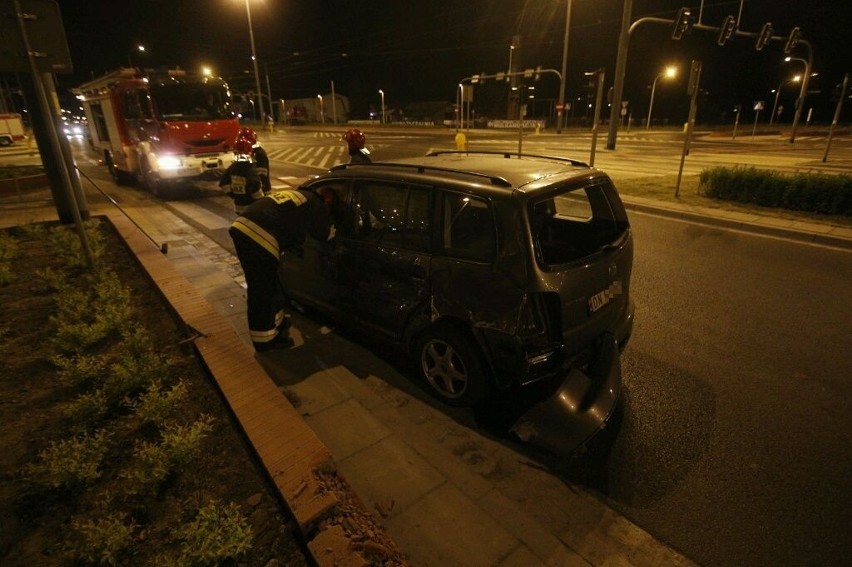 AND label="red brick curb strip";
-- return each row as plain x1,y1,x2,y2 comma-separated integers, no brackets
104,212,407,566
